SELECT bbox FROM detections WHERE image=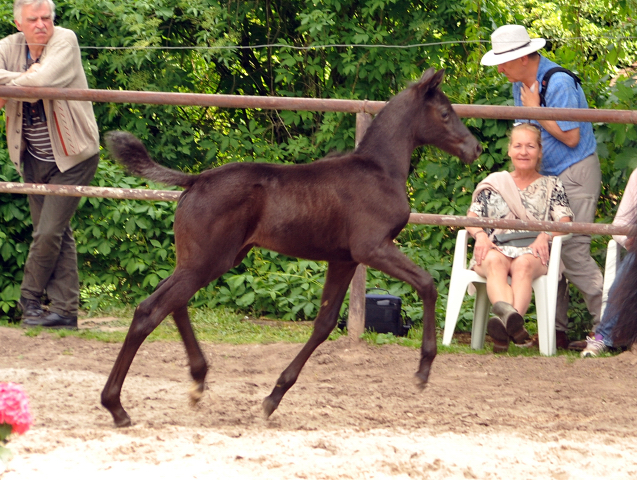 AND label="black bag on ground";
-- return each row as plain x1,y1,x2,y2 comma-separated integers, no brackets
492,231,540,248
364,288,411,336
